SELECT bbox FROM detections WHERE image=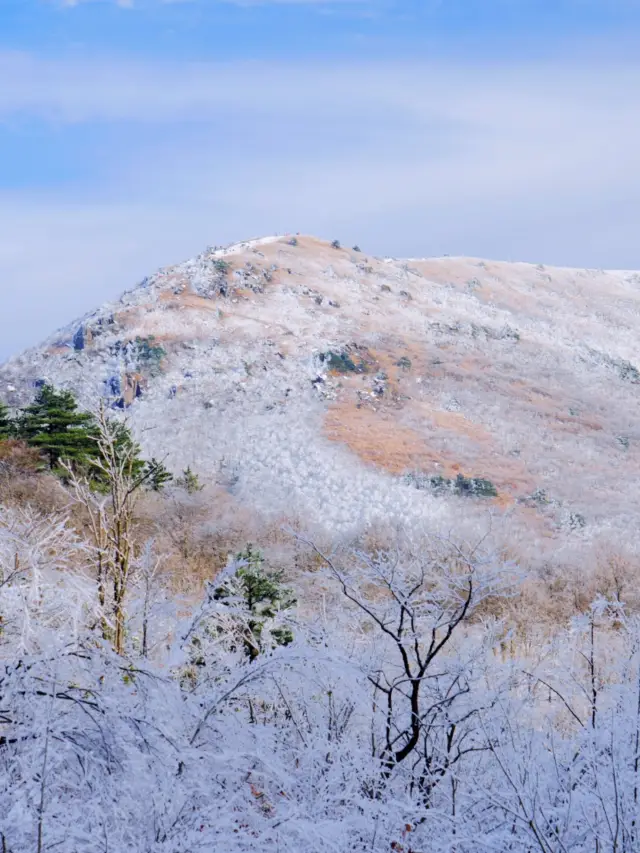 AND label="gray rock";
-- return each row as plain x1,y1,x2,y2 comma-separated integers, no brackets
73,326,85,351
